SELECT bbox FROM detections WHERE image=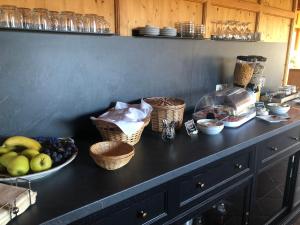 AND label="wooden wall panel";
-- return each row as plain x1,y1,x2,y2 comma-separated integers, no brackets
0,0,115,32
208,6,257,36
259,14,291,42
262,0,293,11
243,0,258,3
288,69,300,86
119,0,202,36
